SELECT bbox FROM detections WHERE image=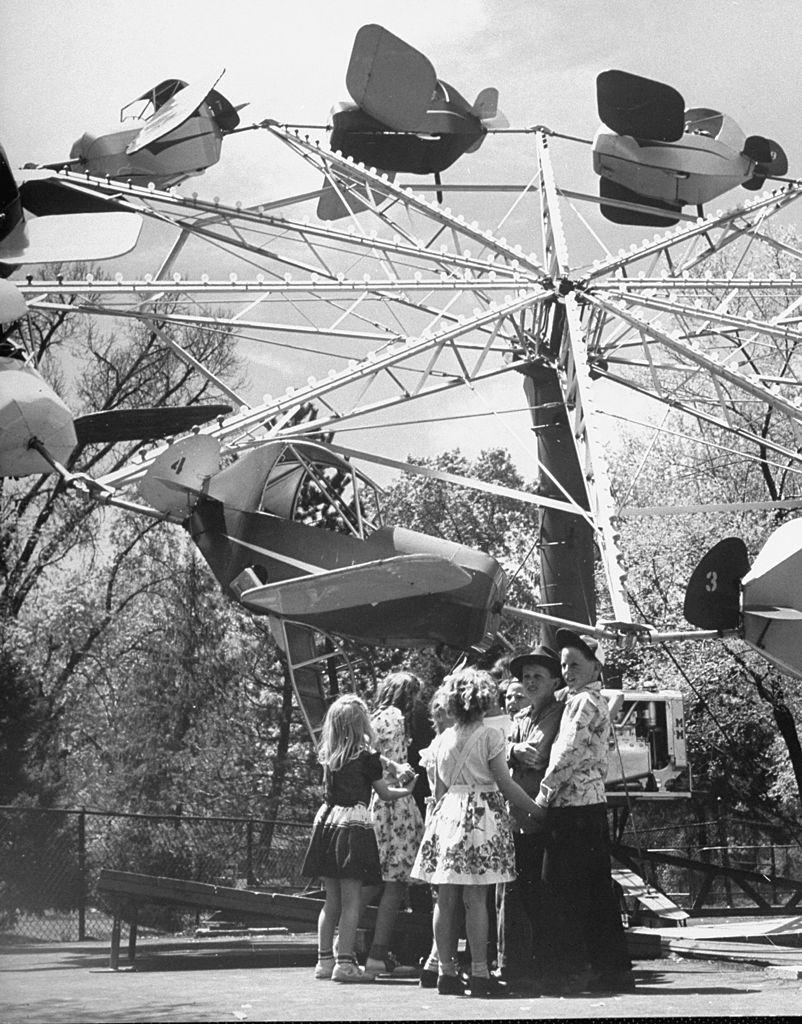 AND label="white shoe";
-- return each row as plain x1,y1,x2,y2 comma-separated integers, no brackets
332,960,369,983
314,956,335,980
